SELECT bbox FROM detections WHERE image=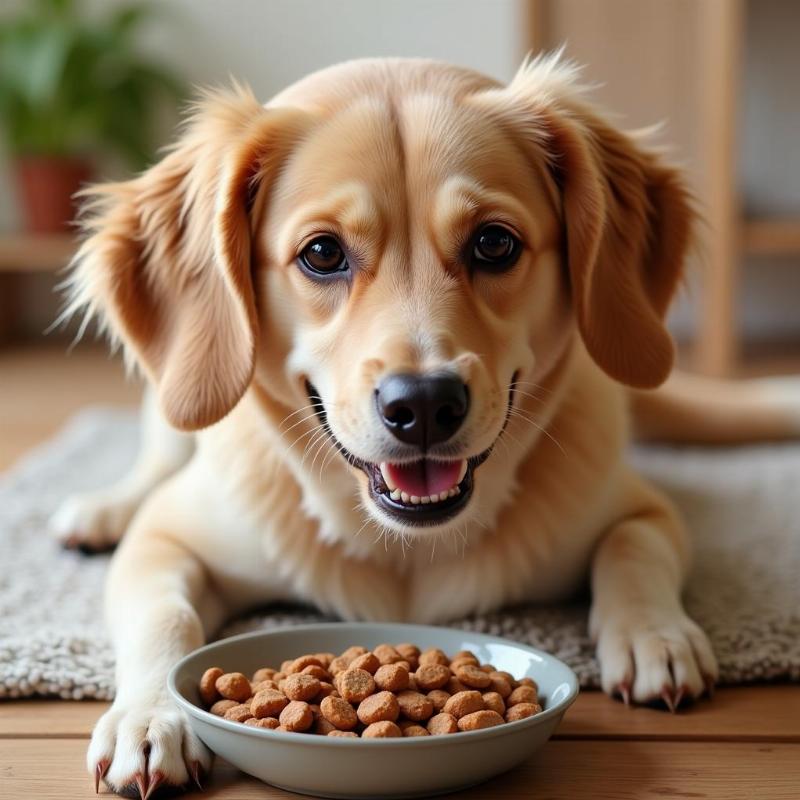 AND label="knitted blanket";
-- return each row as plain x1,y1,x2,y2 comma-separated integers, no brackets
1,409,798,700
